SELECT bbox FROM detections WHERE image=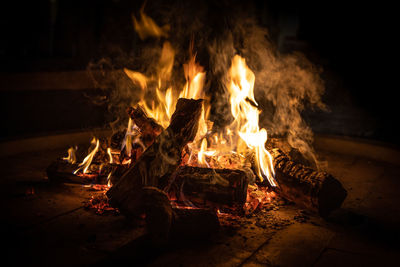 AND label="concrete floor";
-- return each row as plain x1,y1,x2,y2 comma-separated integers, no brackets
1,140,400,266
